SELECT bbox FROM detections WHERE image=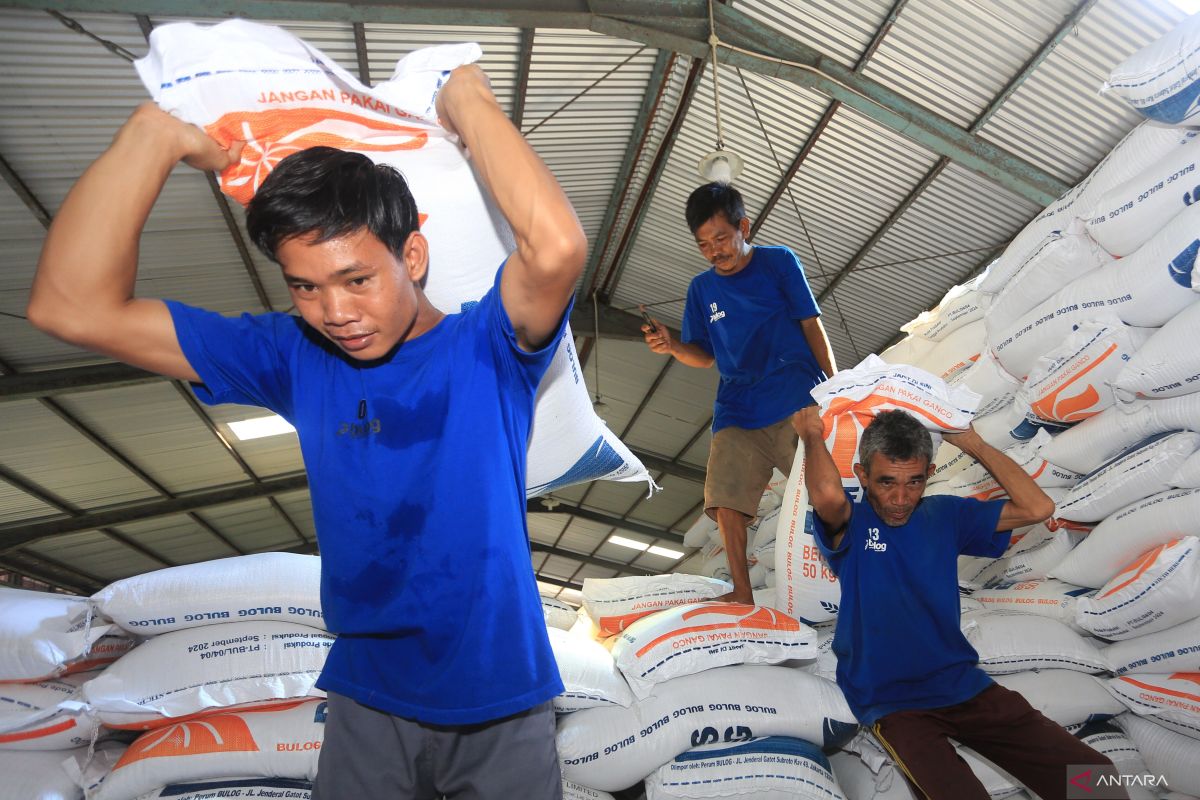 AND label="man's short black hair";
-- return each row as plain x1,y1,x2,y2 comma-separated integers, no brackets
246,147,421,266
858,409,934,473
685,181,747,235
